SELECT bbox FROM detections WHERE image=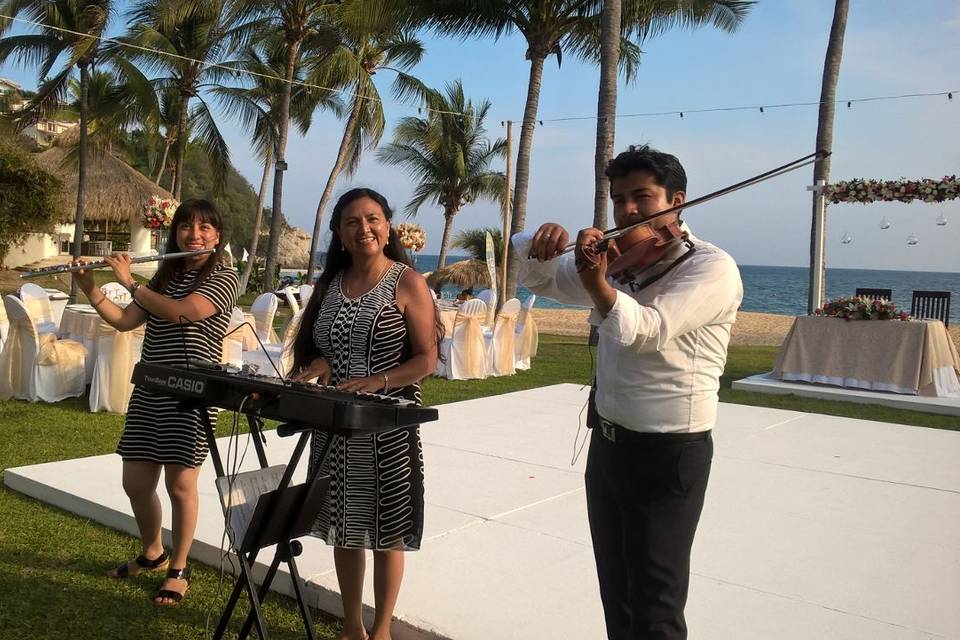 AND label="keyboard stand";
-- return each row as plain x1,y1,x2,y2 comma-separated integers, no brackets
189,403,332,640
